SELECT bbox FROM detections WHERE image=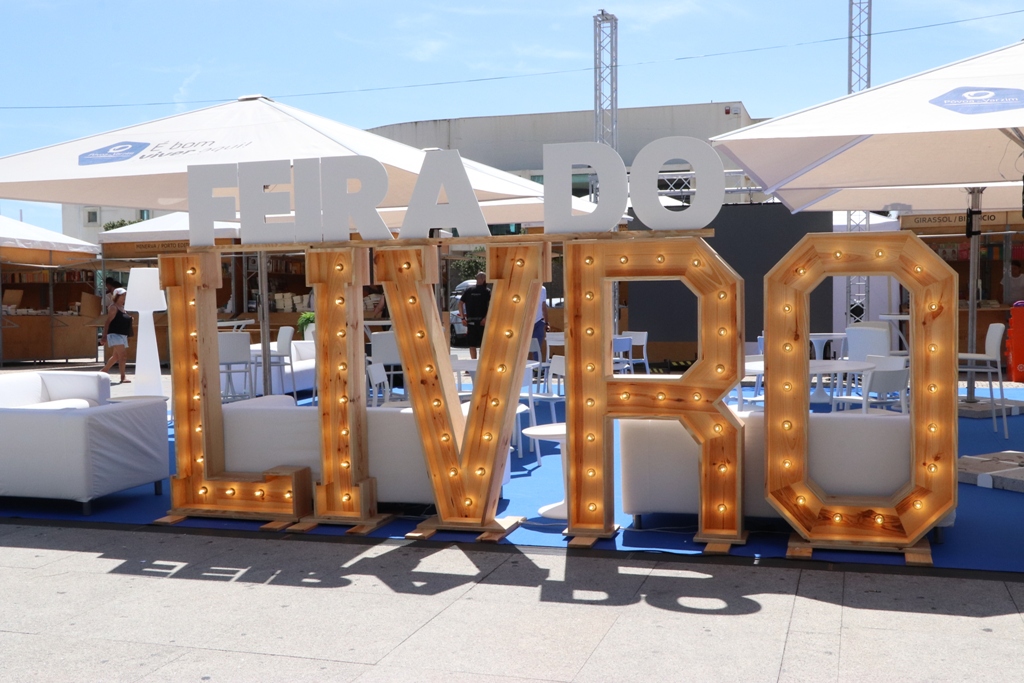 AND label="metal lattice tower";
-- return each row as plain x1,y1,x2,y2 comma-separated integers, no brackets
591,10,618,201
846,0,872,325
